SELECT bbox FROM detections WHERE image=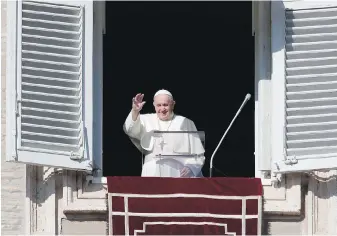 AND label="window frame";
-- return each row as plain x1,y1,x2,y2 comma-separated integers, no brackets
95,1,271,183
271,0,287,175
